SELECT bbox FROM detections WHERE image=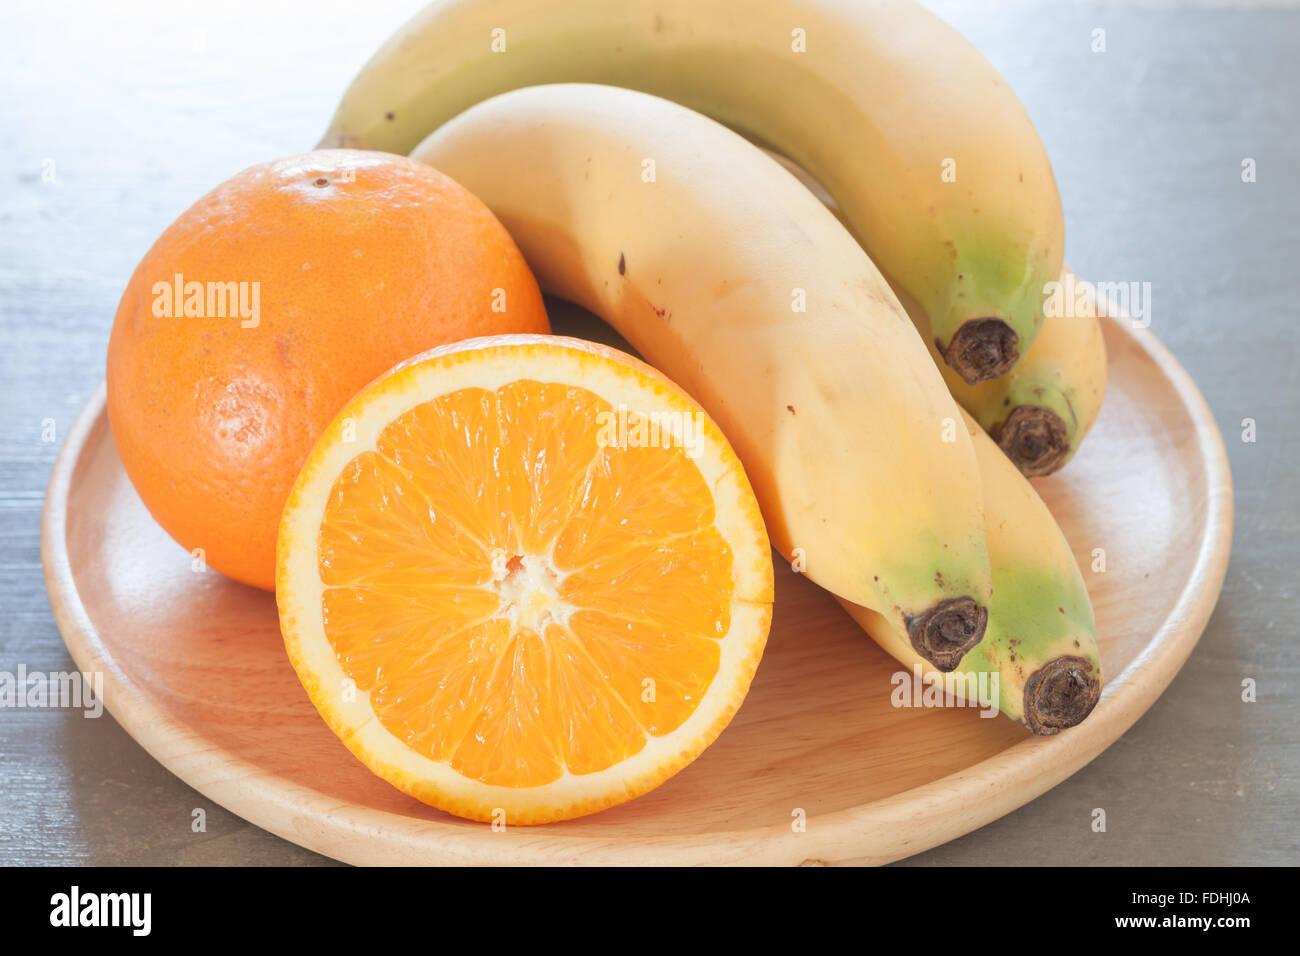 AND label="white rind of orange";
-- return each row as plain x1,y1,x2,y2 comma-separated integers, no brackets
276,334,773,825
